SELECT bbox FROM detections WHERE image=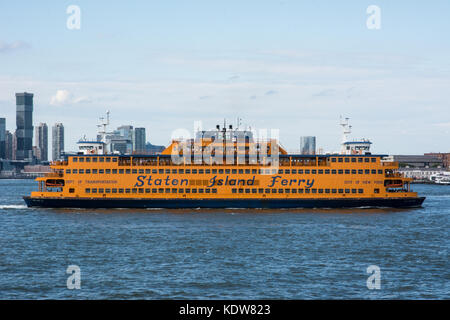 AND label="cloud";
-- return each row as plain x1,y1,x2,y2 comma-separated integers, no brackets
0,41,30,53
50,90,91,106
265,90,277,95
